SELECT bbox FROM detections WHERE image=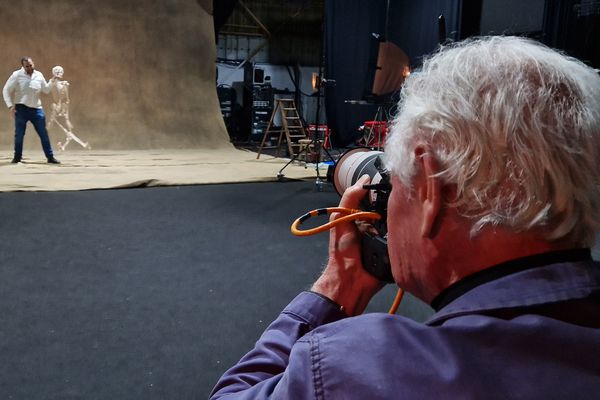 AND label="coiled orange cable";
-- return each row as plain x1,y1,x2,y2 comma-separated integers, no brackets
291,207,381,236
